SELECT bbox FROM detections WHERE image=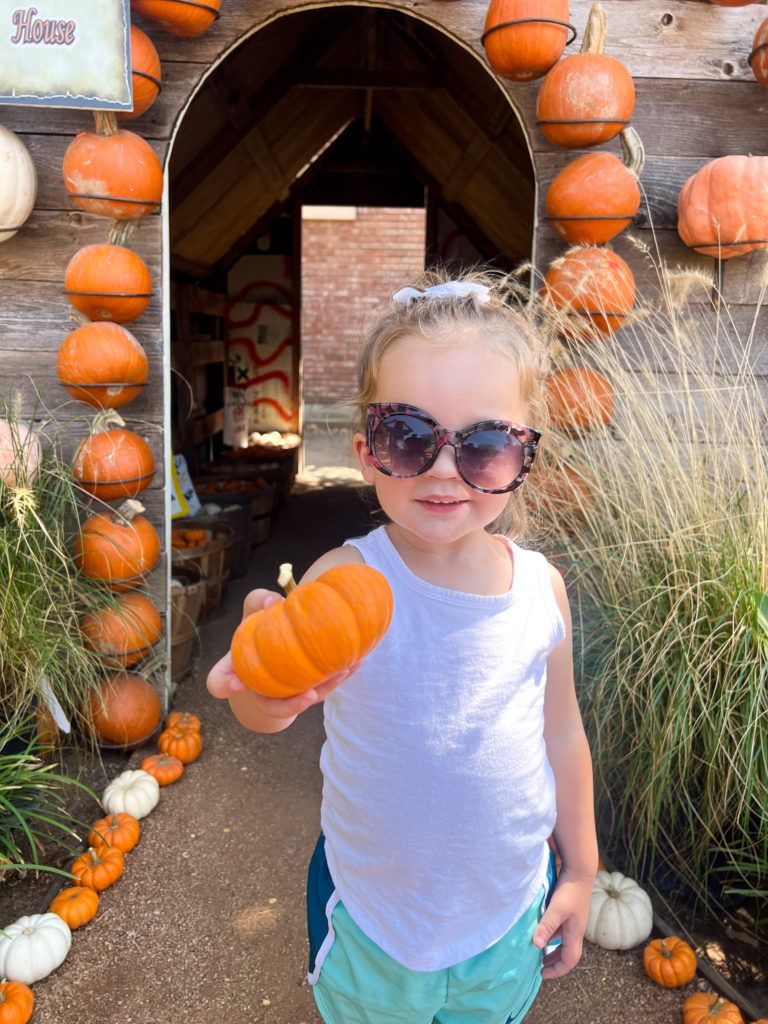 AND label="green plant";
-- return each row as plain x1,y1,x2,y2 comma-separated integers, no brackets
531,251,768,923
